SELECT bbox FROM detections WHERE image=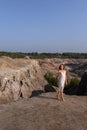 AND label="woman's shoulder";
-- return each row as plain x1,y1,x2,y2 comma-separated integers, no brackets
61,70,66,73
58,70,62,73
64,70,66,72
63,70,66,73
58,70,66,73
